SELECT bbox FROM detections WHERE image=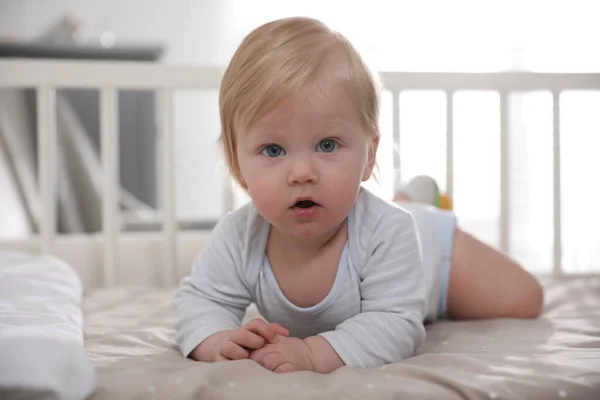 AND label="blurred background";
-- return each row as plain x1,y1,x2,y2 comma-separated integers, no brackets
0,0,599,274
